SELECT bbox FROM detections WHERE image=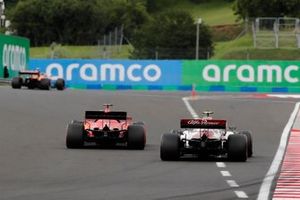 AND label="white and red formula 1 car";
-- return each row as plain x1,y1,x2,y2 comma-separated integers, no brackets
160,111,253,161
